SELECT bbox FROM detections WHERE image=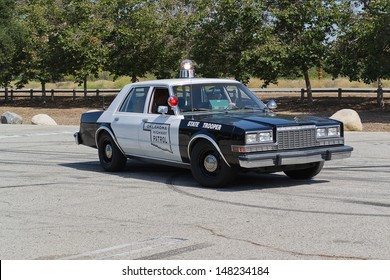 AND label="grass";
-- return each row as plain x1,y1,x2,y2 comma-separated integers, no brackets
247,77,390,89
21,76,133,90
15,76,390,90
